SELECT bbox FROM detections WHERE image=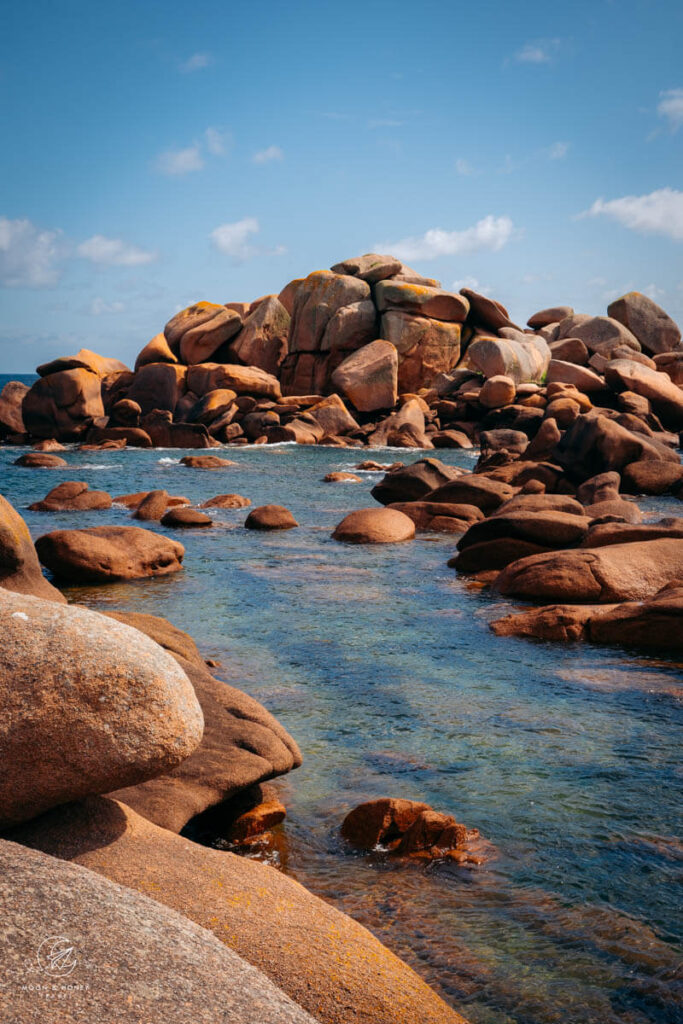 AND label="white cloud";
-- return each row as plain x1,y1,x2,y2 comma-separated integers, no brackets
579,188,683,241
548,141,569,160
180,53,212,73
0,216,63,287
452,276,488,293
658,88,683,131
513,38,560,64
205,127,229,155
252,145,284,164
455,158,474,176
90,297,125,315
378,215,516,261
156,144,204,176
210,217,260,261
77,235,157,266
